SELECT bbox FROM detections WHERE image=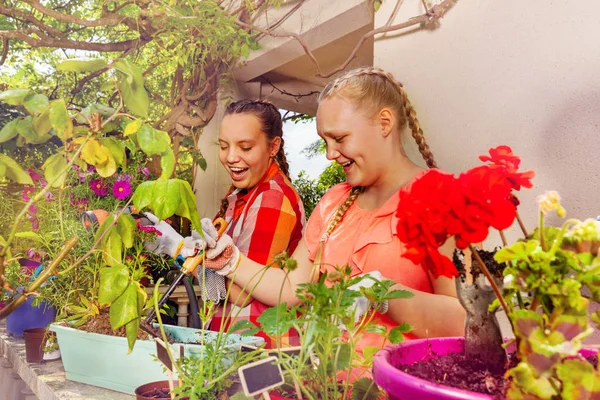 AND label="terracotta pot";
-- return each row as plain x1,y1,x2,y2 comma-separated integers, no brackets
23,327,46,363
135,380,174,399
373,337,598,400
